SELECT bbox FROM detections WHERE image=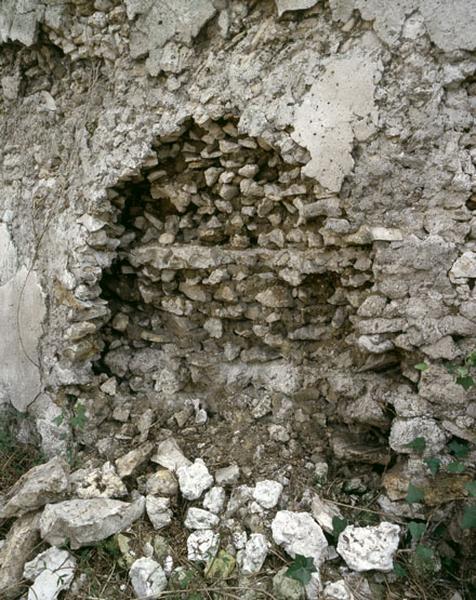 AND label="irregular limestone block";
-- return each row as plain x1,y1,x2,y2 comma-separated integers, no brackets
271,510,328,567
237,533,269,575
40,497,145,549
0,512,41,600
0,456,69,518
